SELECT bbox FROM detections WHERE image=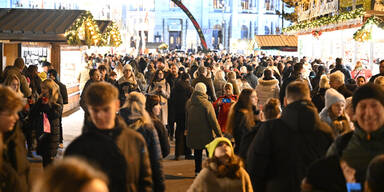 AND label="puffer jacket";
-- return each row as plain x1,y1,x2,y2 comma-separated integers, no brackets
247,100,334,192
65,117,152,192
30,99,62,158
255,79,280,106
186,91,222,149
119,109,165,192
